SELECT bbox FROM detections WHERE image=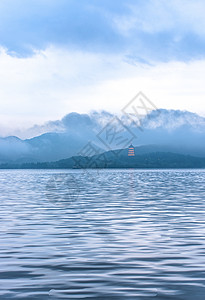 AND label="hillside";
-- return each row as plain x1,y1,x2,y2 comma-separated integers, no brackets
0,109,205,163
1,148,205,169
